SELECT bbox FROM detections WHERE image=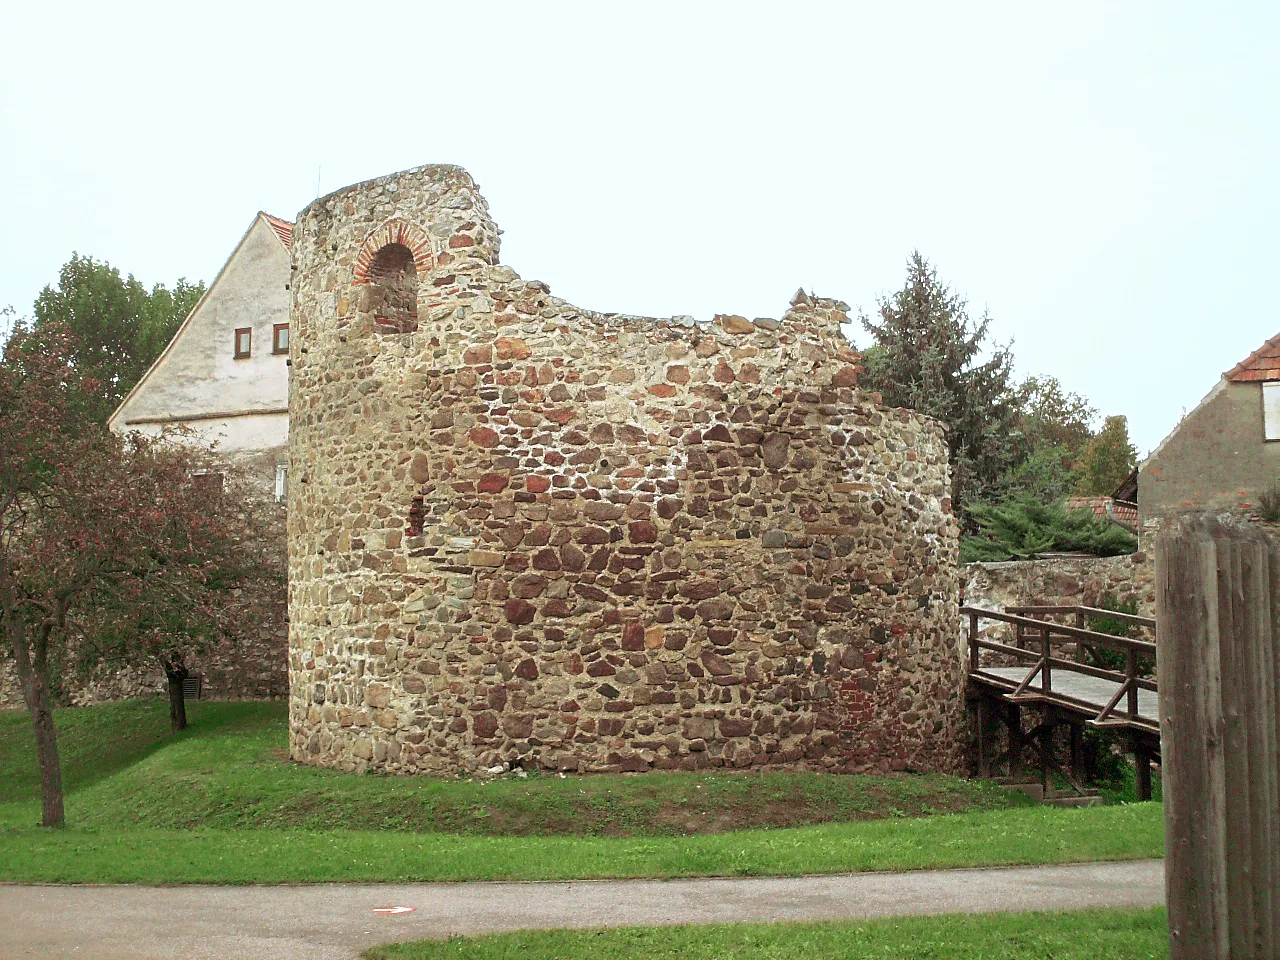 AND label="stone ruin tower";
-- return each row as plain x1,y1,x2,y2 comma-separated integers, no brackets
287,164,967,776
